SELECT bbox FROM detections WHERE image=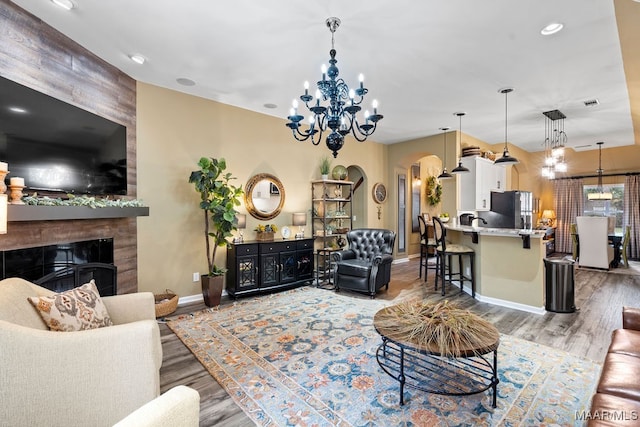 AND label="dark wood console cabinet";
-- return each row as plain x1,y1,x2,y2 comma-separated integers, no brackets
226,238,314,298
